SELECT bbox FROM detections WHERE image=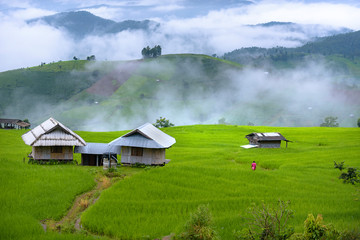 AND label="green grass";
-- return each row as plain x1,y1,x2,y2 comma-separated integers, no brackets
81,125,360,239
0,129,107,240
1,125,359,240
